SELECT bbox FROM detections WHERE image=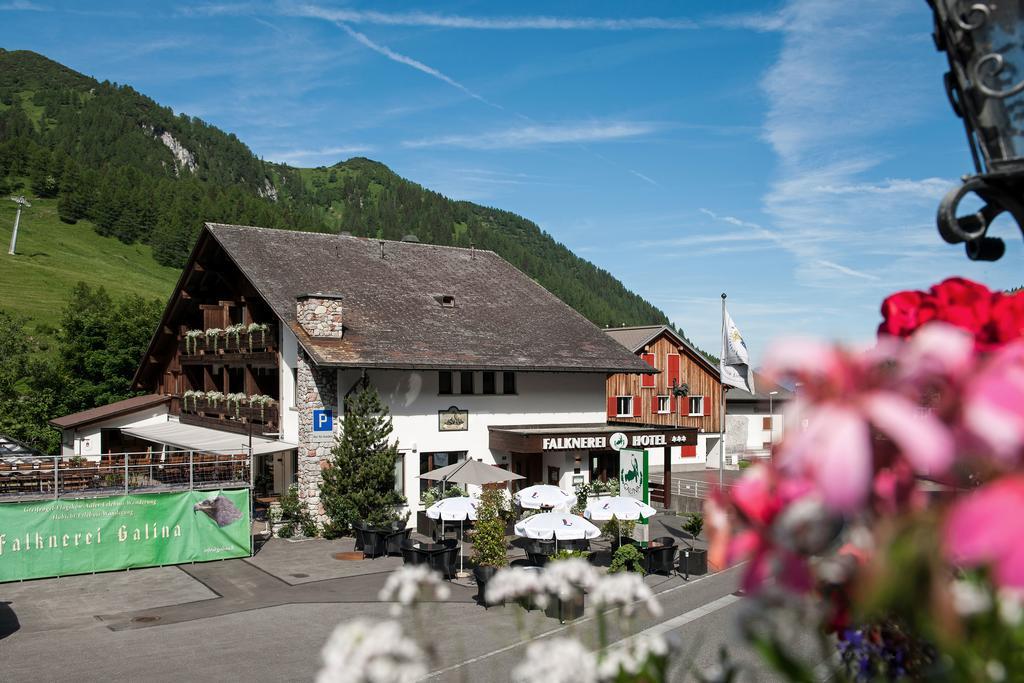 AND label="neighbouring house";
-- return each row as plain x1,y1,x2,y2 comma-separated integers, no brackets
724,372,791,464
51,223,674,527
0,433,46,459
603,325,723,471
